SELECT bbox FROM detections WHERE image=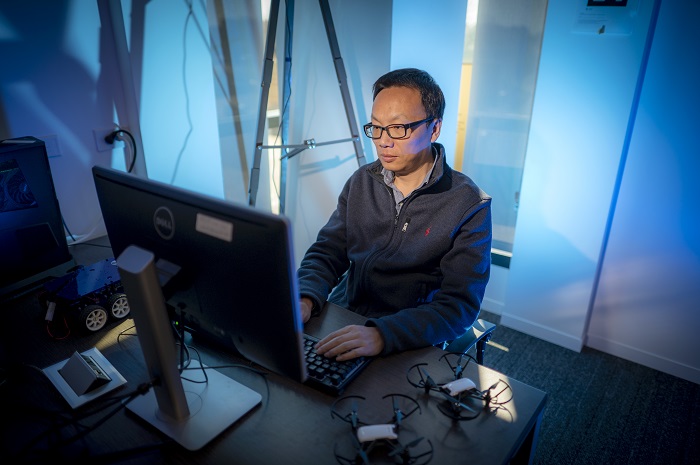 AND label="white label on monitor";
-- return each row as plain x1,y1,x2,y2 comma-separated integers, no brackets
196,213,233,242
